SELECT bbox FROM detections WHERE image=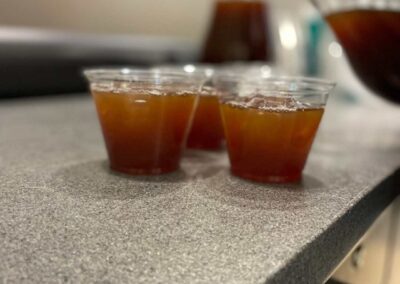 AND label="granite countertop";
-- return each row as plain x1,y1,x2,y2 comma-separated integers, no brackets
1,95,399,284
